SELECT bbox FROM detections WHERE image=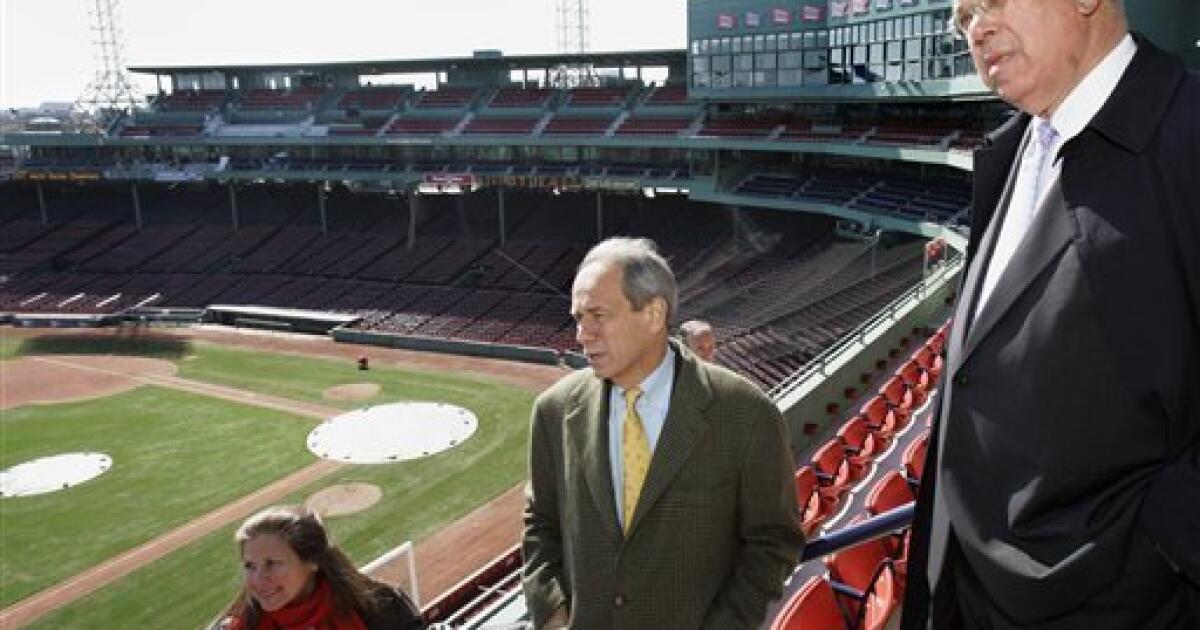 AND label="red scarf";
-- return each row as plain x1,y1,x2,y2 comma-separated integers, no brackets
229,578,367,630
